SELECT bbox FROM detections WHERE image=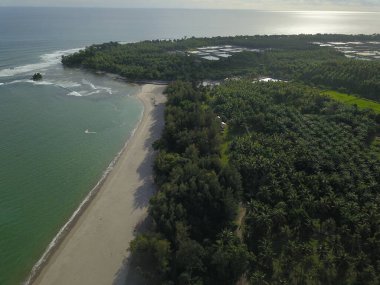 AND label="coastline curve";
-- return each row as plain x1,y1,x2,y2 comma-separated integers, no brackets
24,84,166,285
